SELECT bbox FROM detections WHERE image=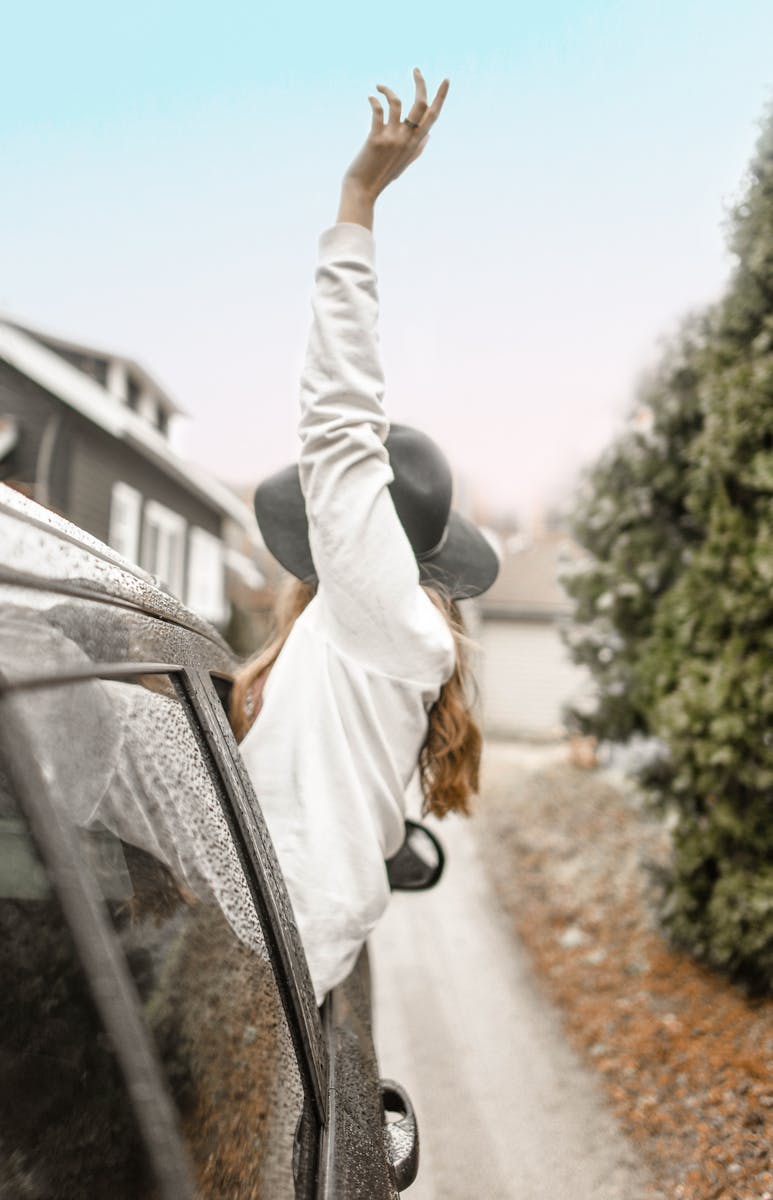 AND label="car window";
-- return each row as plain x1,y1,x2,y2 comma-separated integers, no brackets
0,761,158,1199
3,671,306,1200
